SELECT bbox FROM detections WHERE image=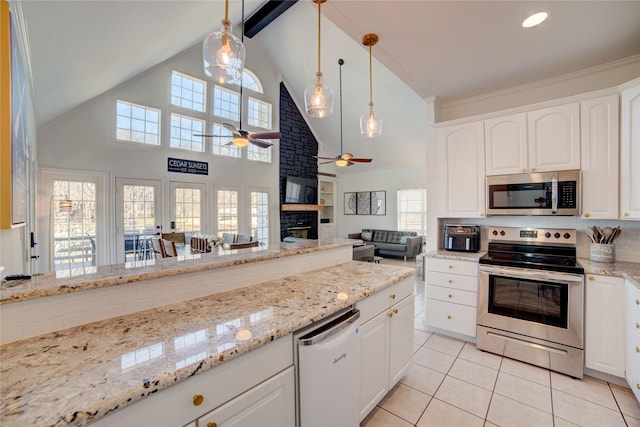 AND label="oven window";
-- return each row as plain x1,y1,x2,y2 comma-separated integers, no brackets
489,183,551,209
488,275,568,328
